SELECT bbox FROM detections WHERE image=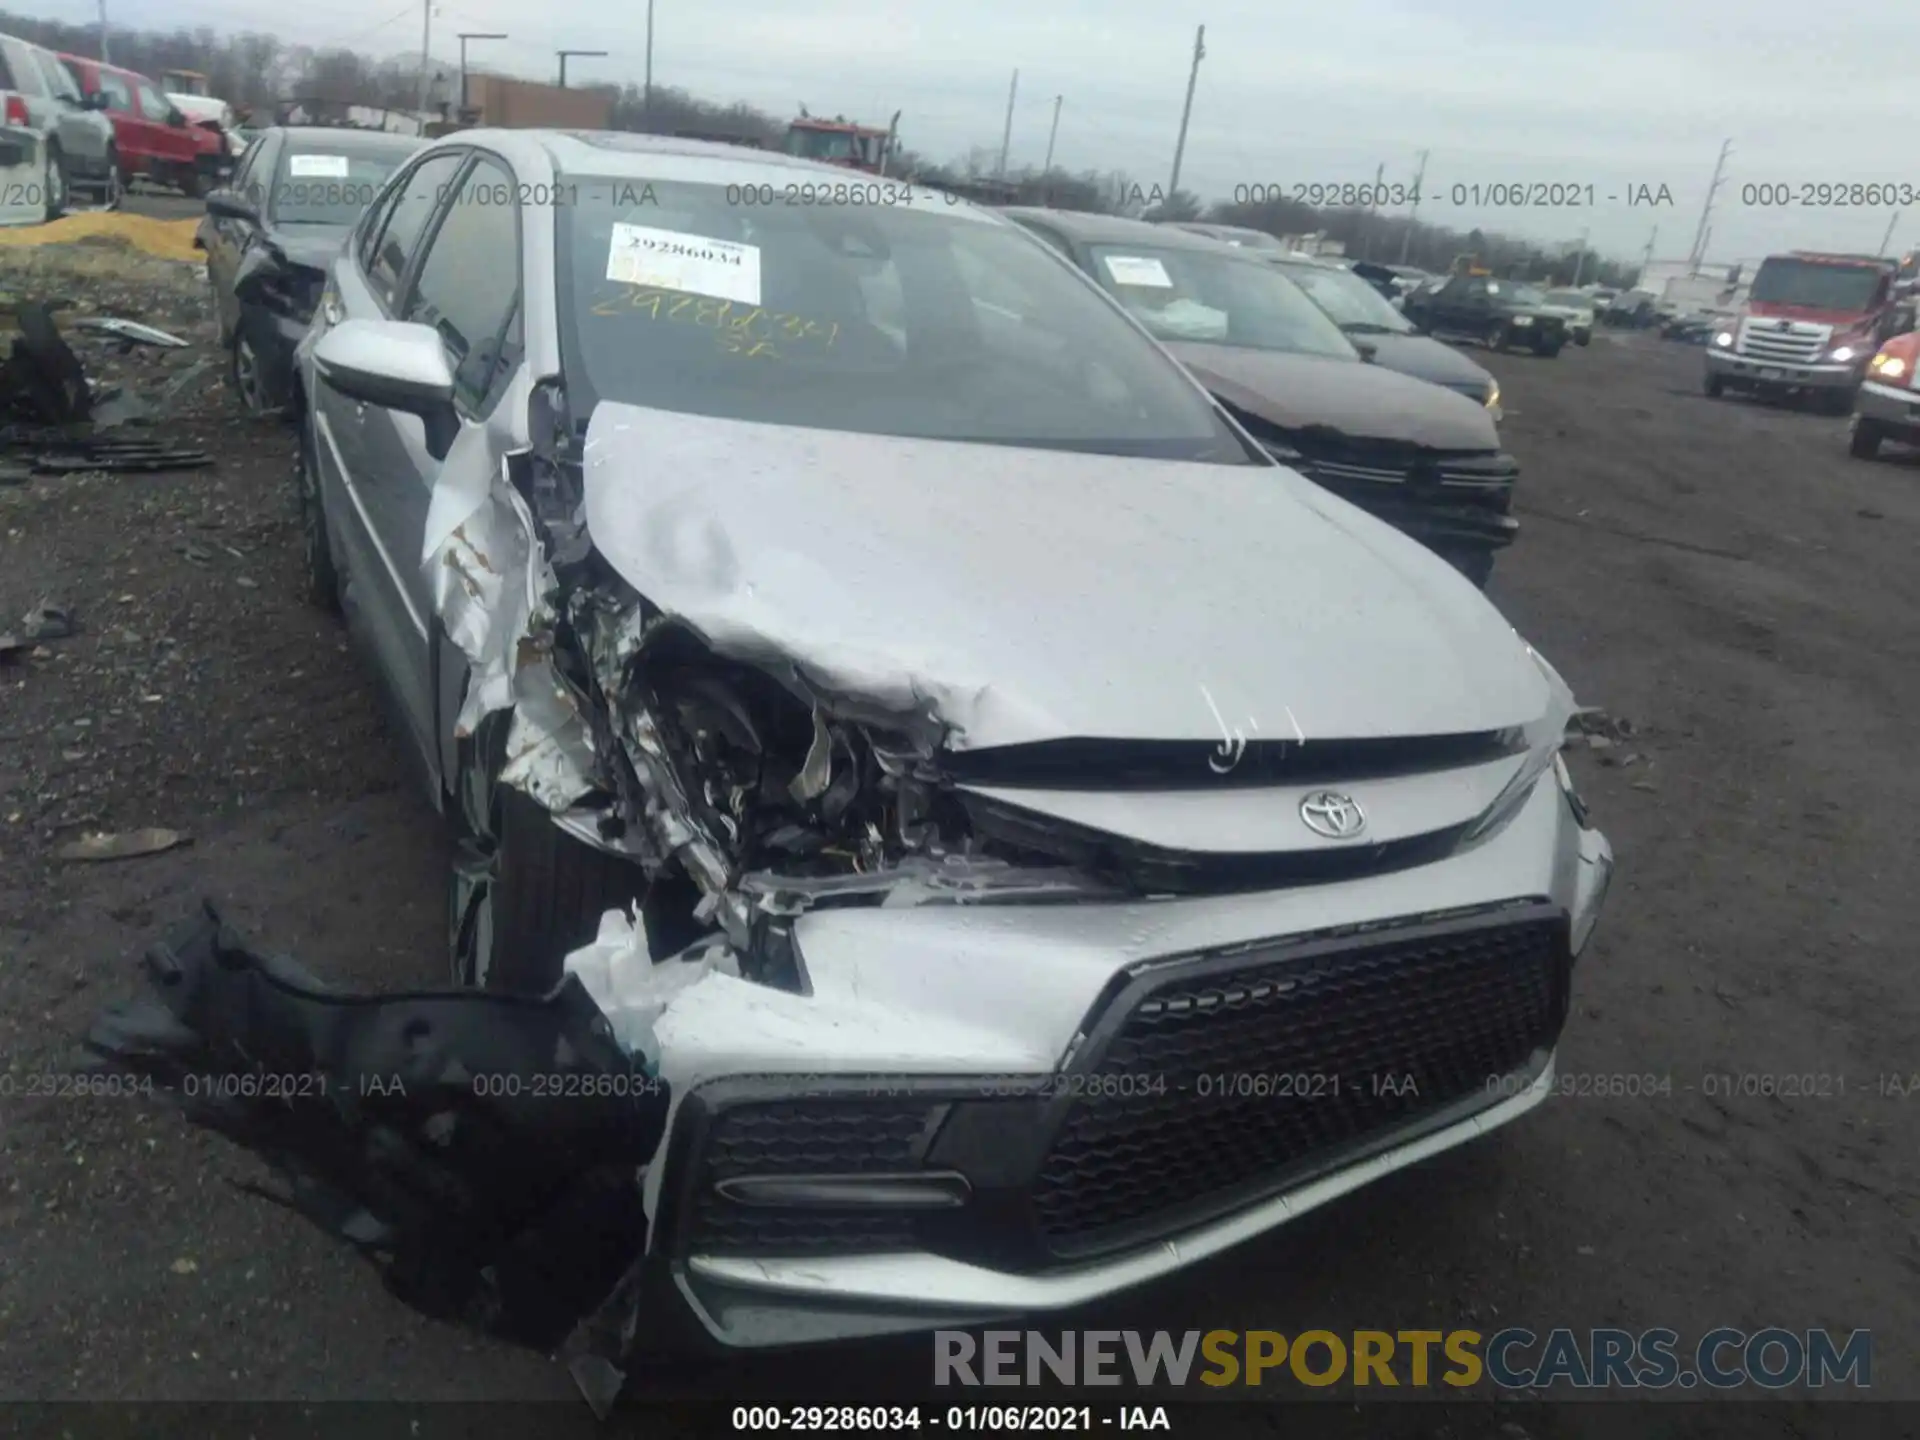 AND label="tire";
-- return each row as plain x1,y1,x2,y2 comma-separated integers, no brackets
178,162,204,199
1849,418,1884,460
99,148,123,210
1485,322,1507,352
1820,387,1857,417
295,412,341,610
41,142,67,221
1703,373,1725,398
449,712,650,995
1576,331,1590,347
228,330,269,416
1534,338,1561,358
